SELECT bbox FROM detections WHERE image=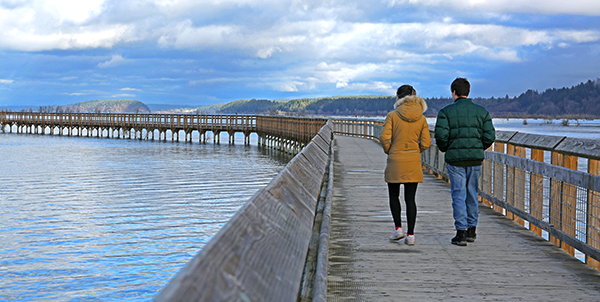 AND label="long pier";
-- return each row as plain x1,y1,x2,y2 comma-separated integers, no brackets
336,118,600,269
2,112,600,300
0,112,327,154
328,135,600,300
